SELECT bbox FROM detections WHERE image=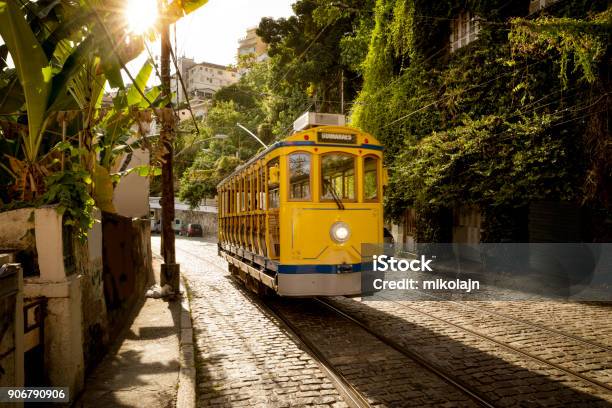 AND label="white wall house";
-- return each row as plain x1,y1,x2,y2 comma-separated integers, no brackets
171,57,239,105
